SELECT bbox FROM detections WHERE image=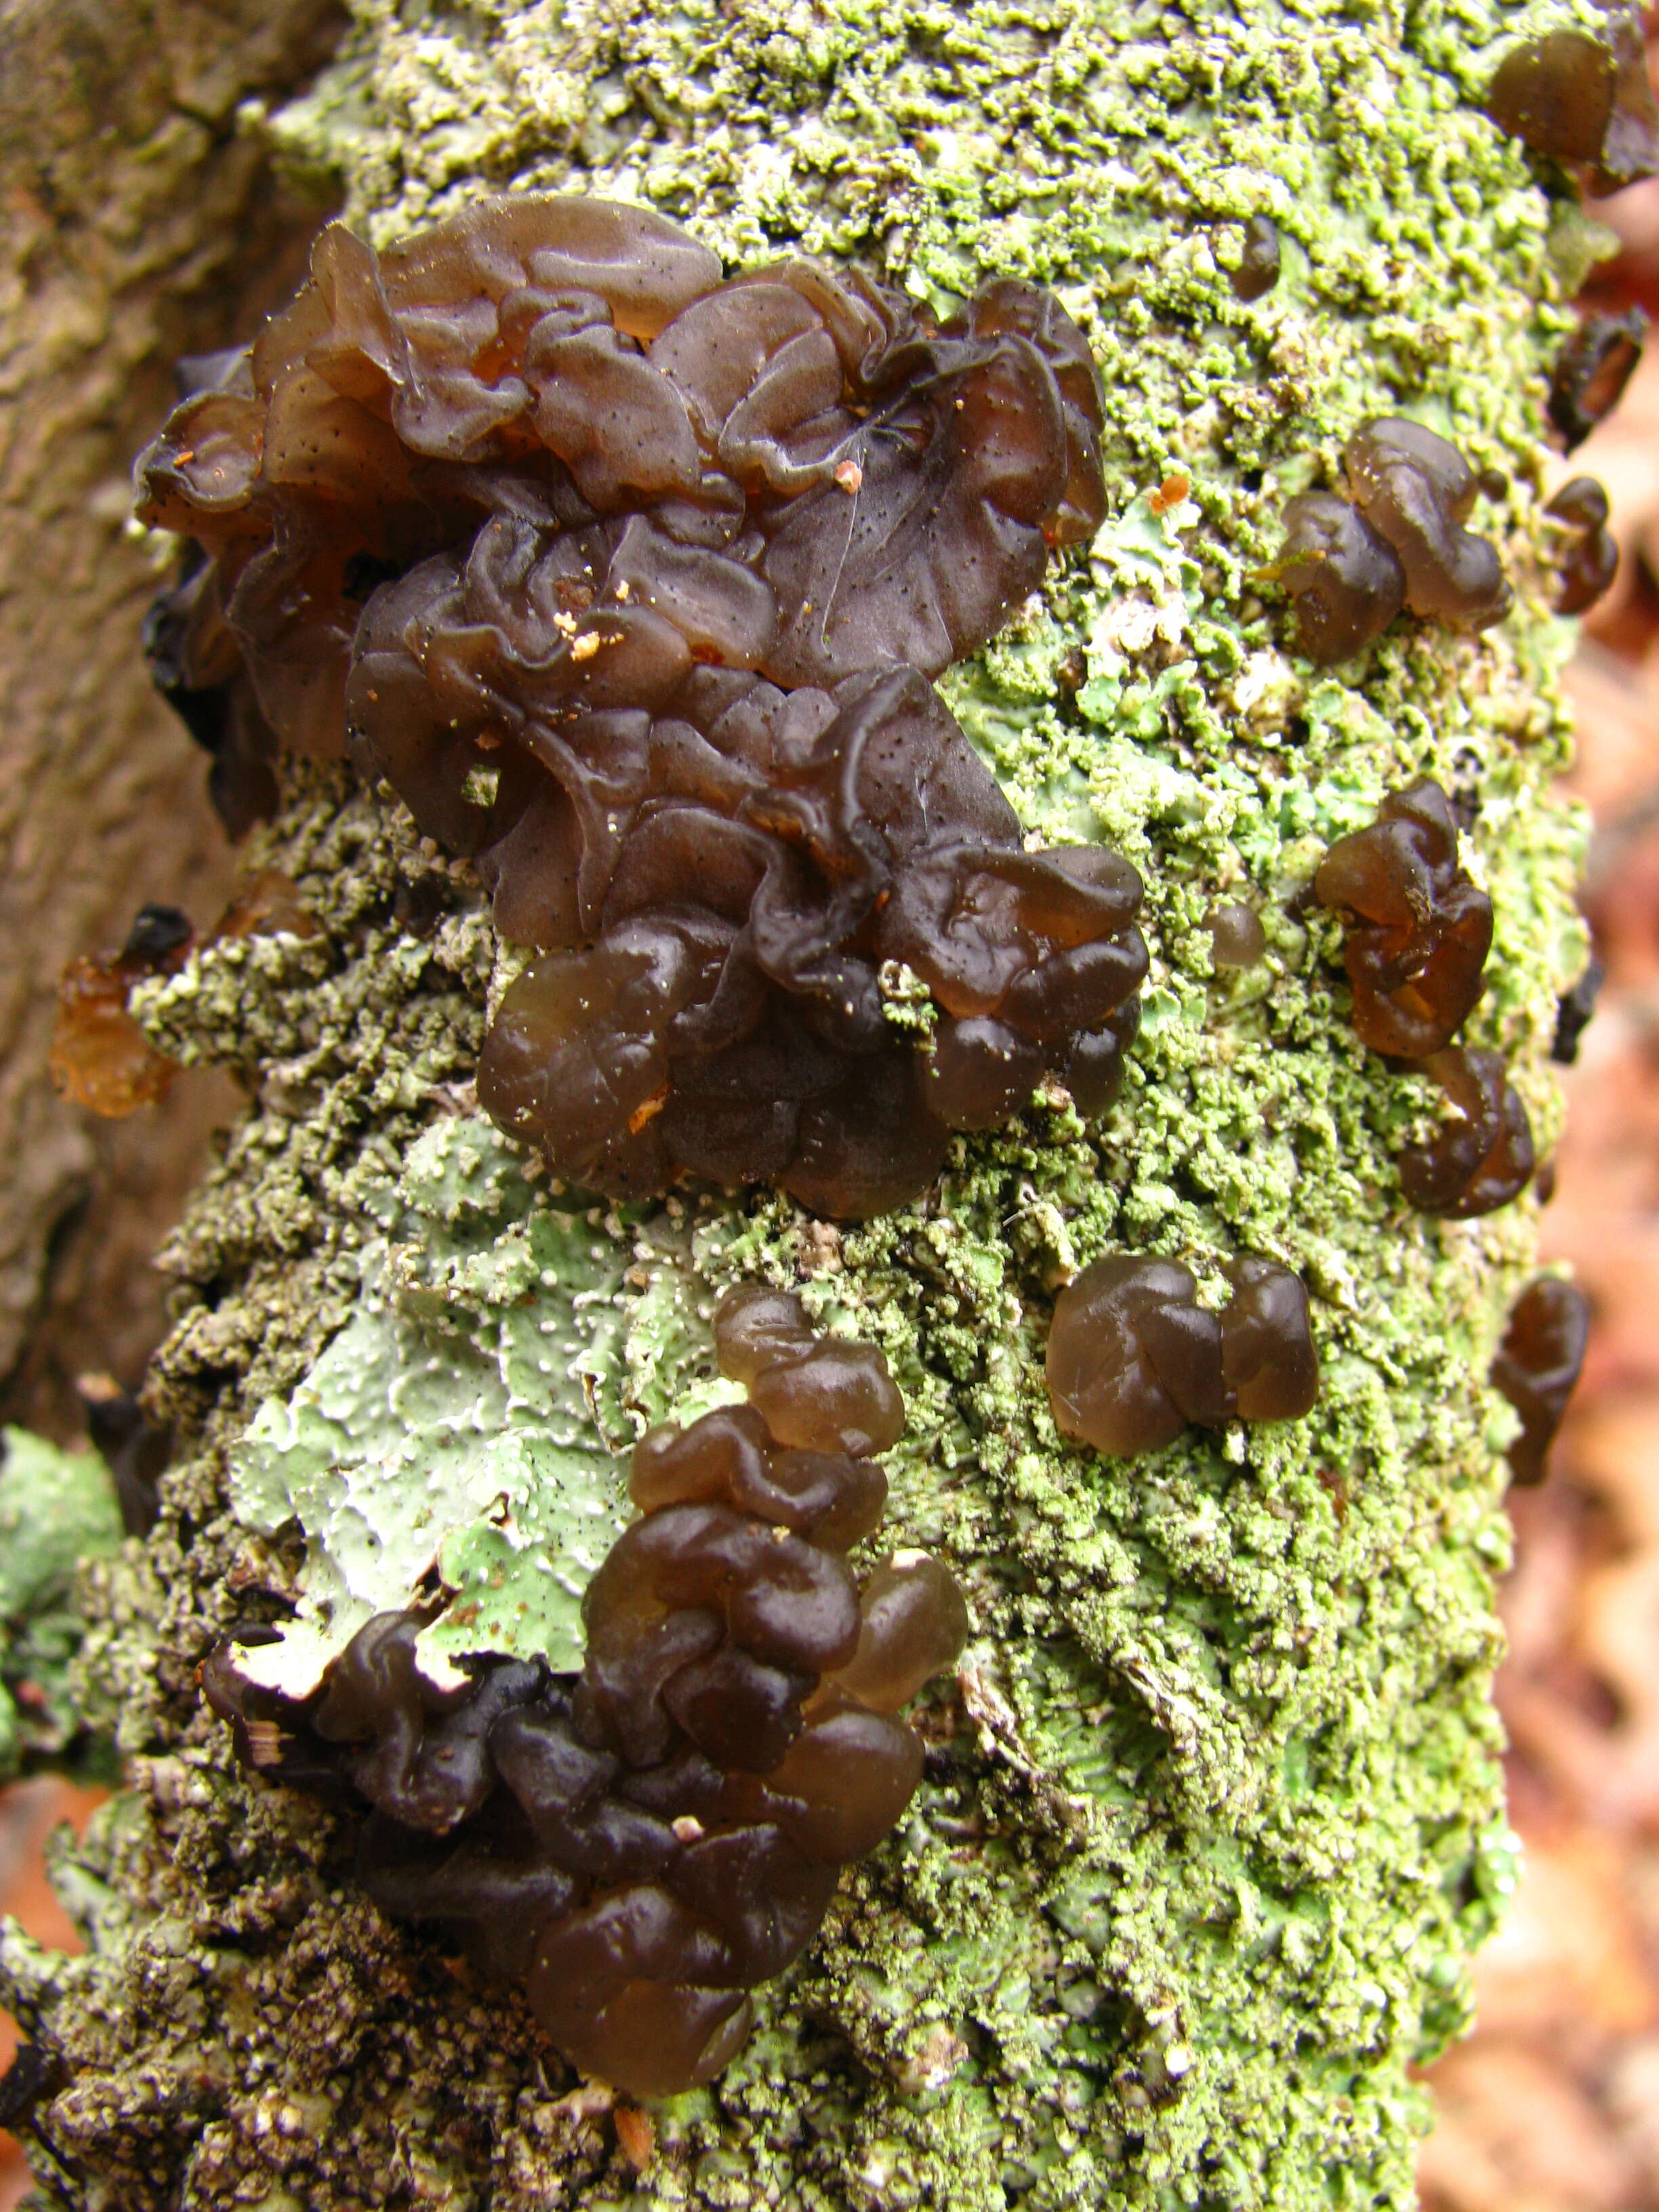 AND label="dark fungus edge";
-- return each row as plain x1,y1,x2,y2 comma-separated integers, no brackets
201,1287,969,2101
133,192,1149,1222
